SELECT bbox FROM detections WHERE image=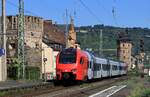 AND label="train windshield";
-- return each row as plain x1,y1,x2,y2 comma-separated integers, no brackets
59,49,76,64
